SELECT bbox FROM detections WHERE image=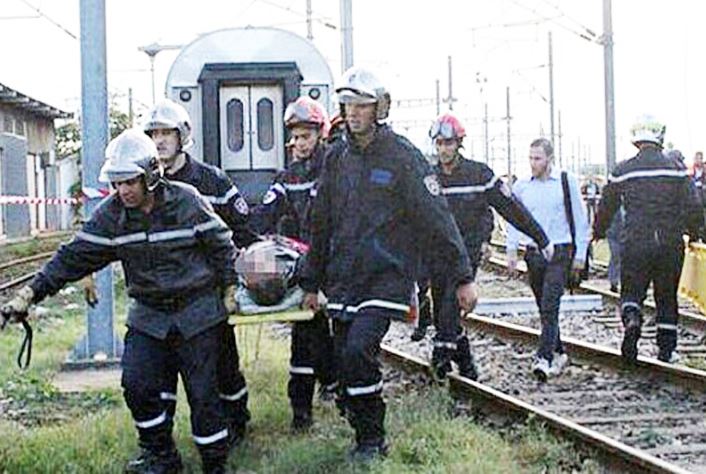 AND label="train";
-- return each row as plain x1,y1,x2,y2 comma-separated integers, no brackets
164,26,335,203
